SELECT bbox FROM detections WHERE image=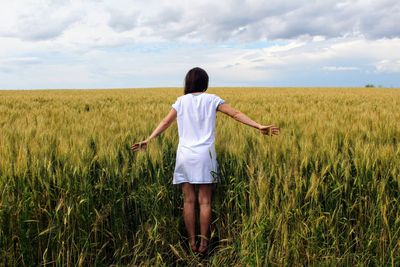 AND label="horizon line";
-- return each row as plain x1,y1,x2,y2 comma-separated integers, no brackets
1,85,399,91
